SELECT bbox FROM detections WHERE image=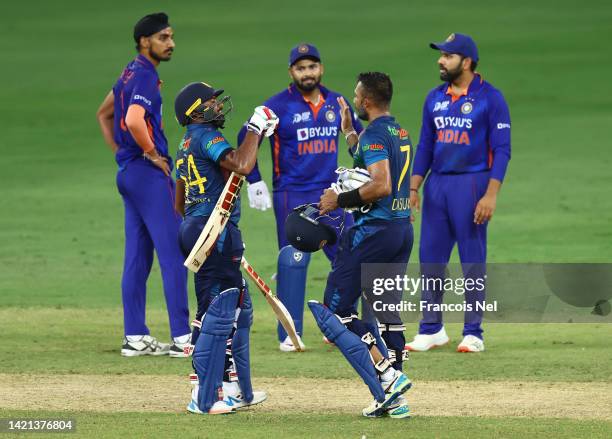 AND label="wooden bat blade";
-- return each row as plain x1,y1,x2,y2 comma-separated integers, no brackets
240,256,304,352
